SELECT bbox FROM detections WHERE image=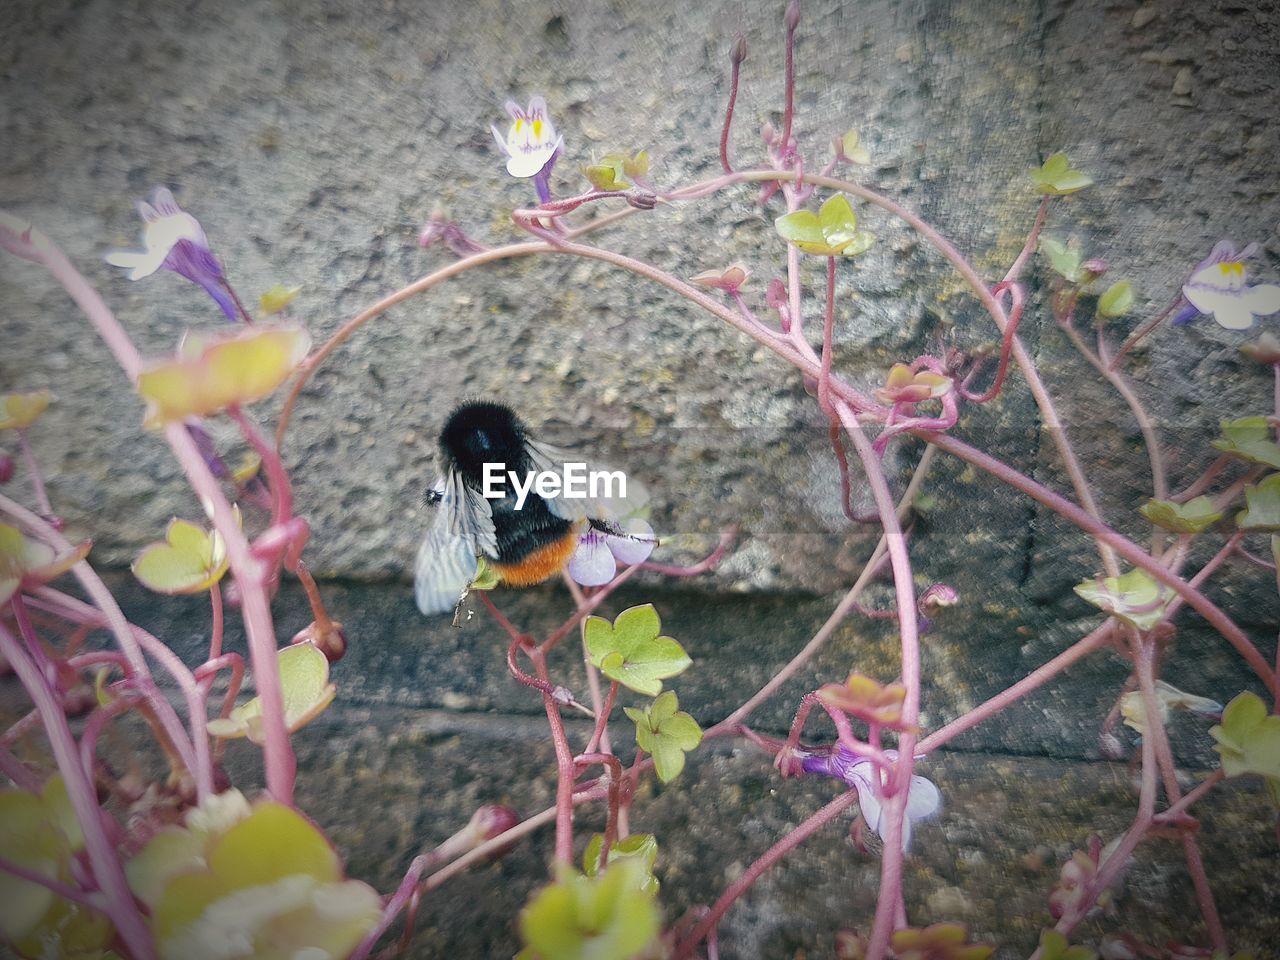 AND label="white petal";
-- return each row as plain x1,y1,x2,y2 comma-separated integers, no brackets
506,148,555,179
1183,285,1256,330
1241,283,1280,317
491,124,512,157
105,249,165,279
567,534,616,586
904,775,942,820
